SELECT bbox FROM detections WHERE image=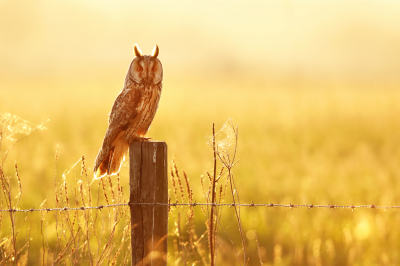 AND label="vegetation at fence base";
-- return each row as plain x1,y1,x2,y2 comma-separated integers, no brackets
3,86,400,265
1,114,132,265
168,120,247,265
0,115,247,265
